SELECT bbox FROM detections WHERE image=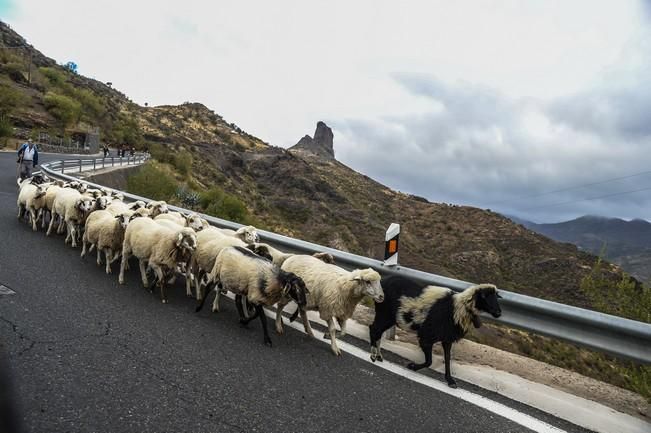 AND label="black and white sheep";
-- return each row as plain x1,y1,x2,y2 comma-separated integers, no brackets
196,246,308,347
369,275,502,388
